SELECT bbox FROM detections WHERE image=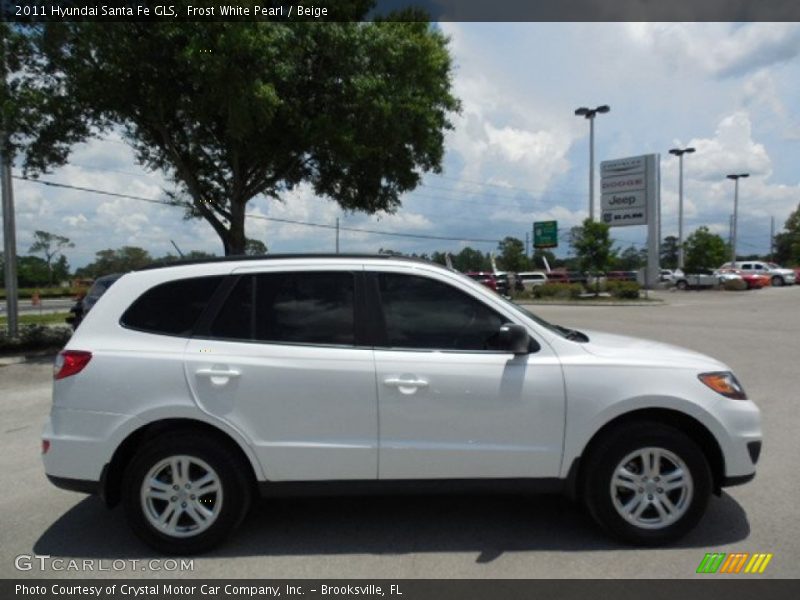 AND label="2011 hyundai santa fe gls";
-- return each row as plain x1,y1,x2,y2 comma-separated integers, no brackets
43,255,762,554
